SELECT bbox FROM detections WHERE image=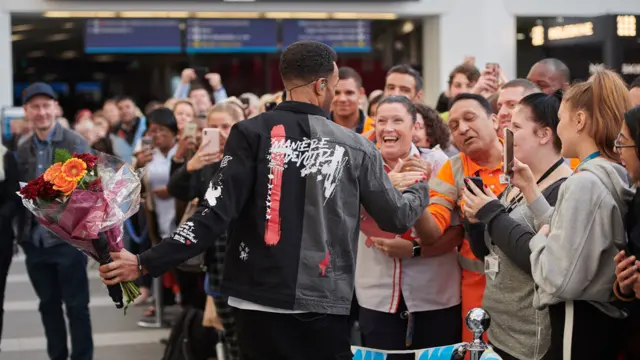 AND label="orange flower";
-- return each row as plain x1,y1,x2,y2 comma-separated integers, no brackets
43,162,63,183
52,175,77,195
61,158,87,183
